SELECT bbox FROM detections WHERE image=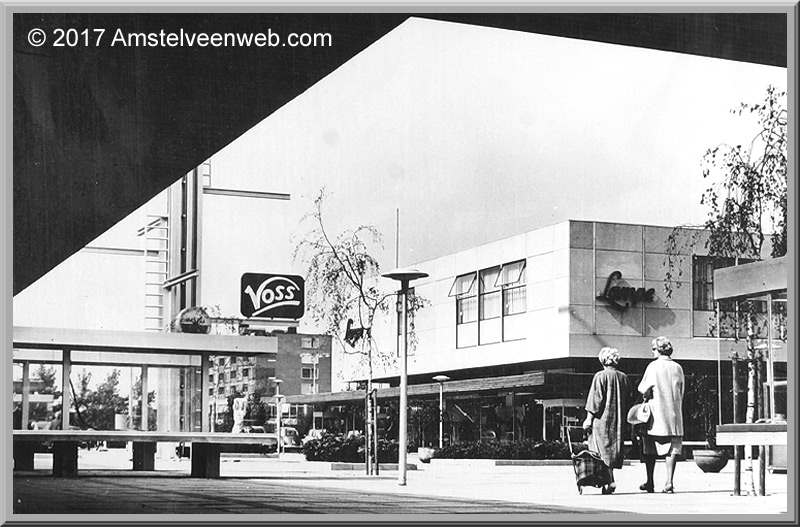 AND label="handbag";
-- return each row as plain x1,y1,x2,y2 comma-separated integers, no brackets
626,402,652,426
